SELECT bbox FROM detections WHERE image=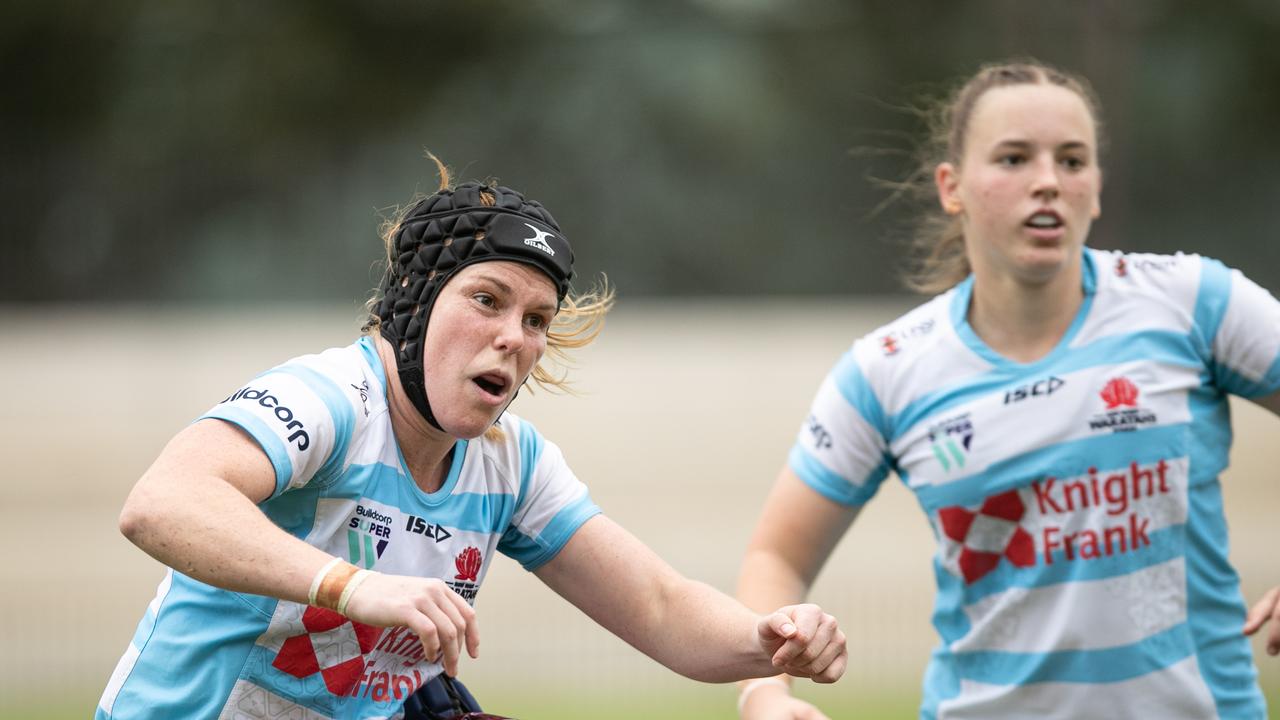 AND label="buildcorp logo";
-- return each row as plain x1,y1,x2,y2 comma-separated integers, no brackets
221,386,311,450
937,458,1171,584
